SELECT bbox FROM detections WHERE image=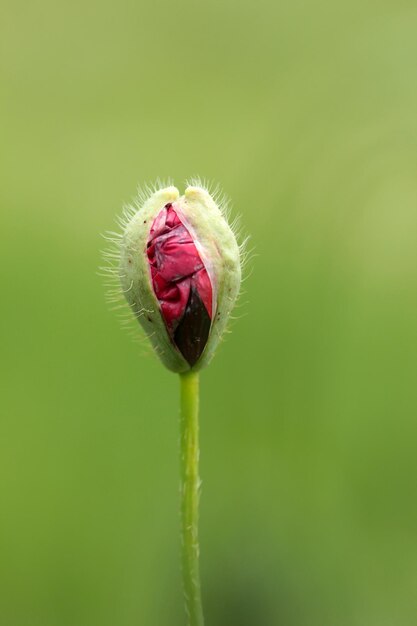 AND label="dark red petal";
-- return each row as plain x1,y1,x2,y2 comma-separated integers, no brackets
147,204,213,365
174,286,211,367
